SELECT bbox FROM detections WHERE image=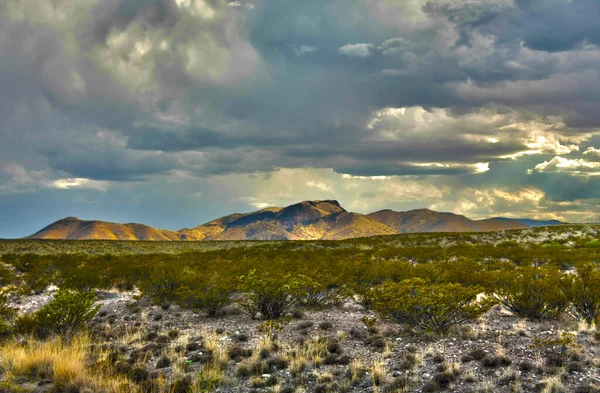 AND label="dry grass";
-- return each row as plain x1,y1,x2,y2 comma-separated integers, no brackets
0,335,133,393
370,359,387,387
281,334,328,377
576,320,596,334
442,359,461,375
541,375,566,393
203,330,229,371
349,358,364,381
383,341,393,358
